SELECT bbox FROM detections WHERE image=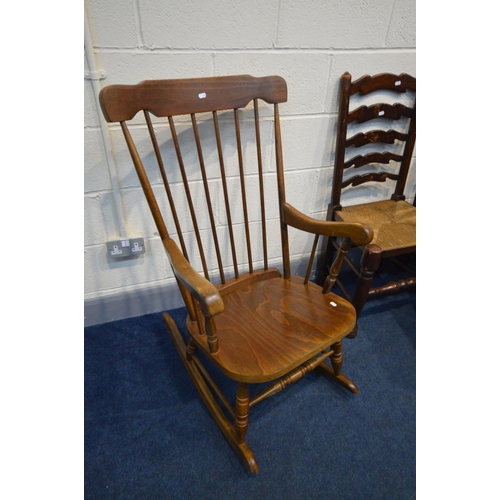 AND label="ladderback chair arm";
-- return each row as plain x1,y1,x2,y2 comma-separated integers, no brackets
282,203,373,246
163,238,225,318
